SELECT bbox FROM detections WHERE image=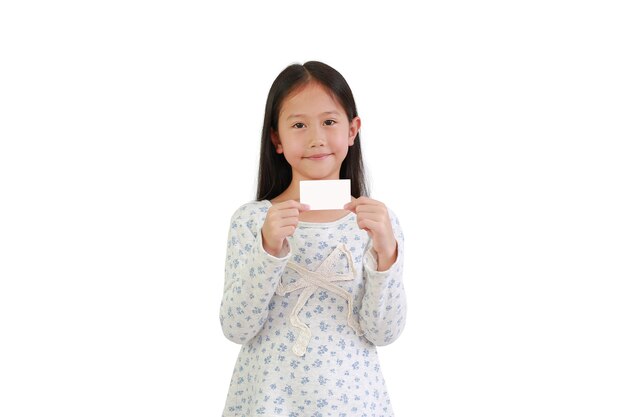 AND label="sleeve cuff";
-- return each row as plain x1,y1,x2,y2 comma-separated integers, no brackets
363,241,401,277
257,232,292,261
